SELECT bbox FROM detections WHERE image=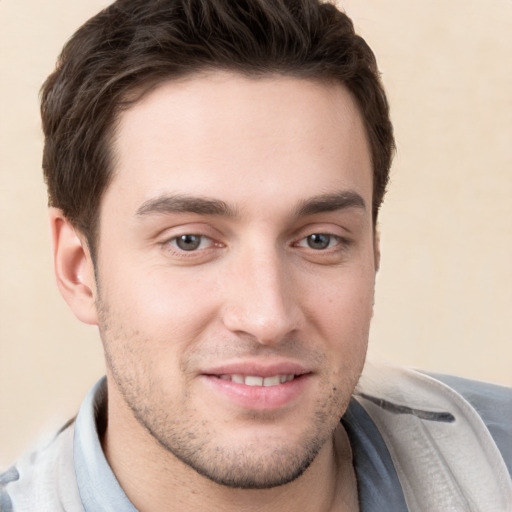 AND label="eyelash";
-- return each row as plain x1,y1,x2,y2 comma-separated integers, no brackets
294,233,348,251
167,234,214,251
162,232,350,255
161,234,219,258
